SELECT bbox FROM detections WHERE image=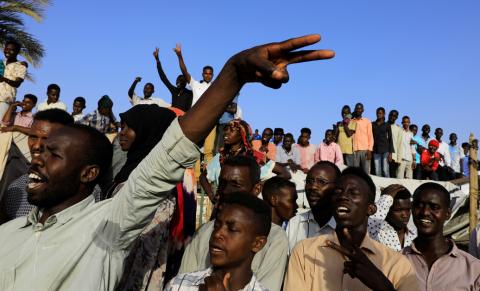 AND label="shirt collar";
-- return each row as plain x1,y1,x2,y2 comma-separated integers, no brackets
192,267,260,290
321,231,377,254
301,211,337,230
407,239,460,258
22,195,95,229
